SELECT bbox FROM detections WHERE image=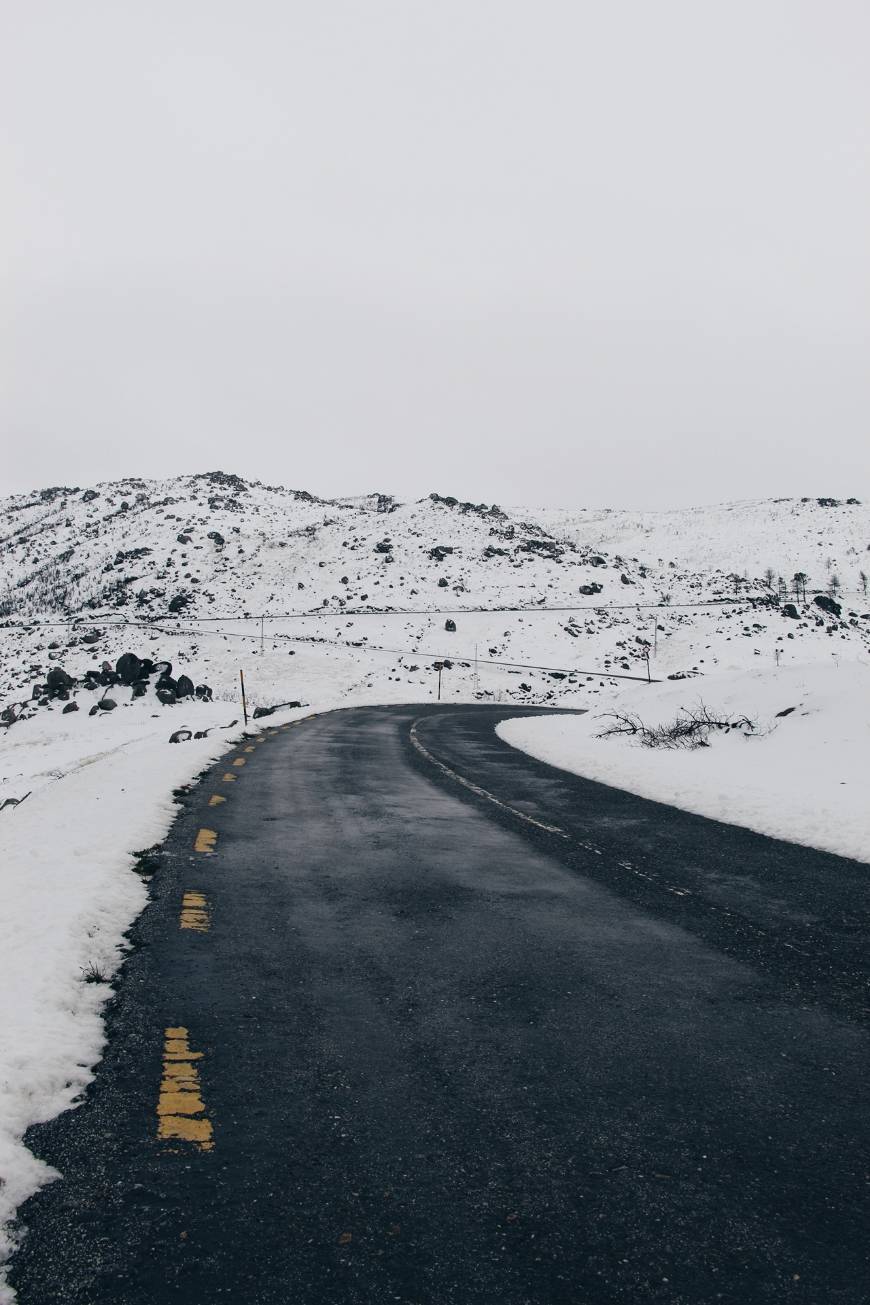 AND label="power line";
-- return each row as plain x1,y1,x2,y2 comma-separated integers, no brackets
3,593,771,630
5,613,660,683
